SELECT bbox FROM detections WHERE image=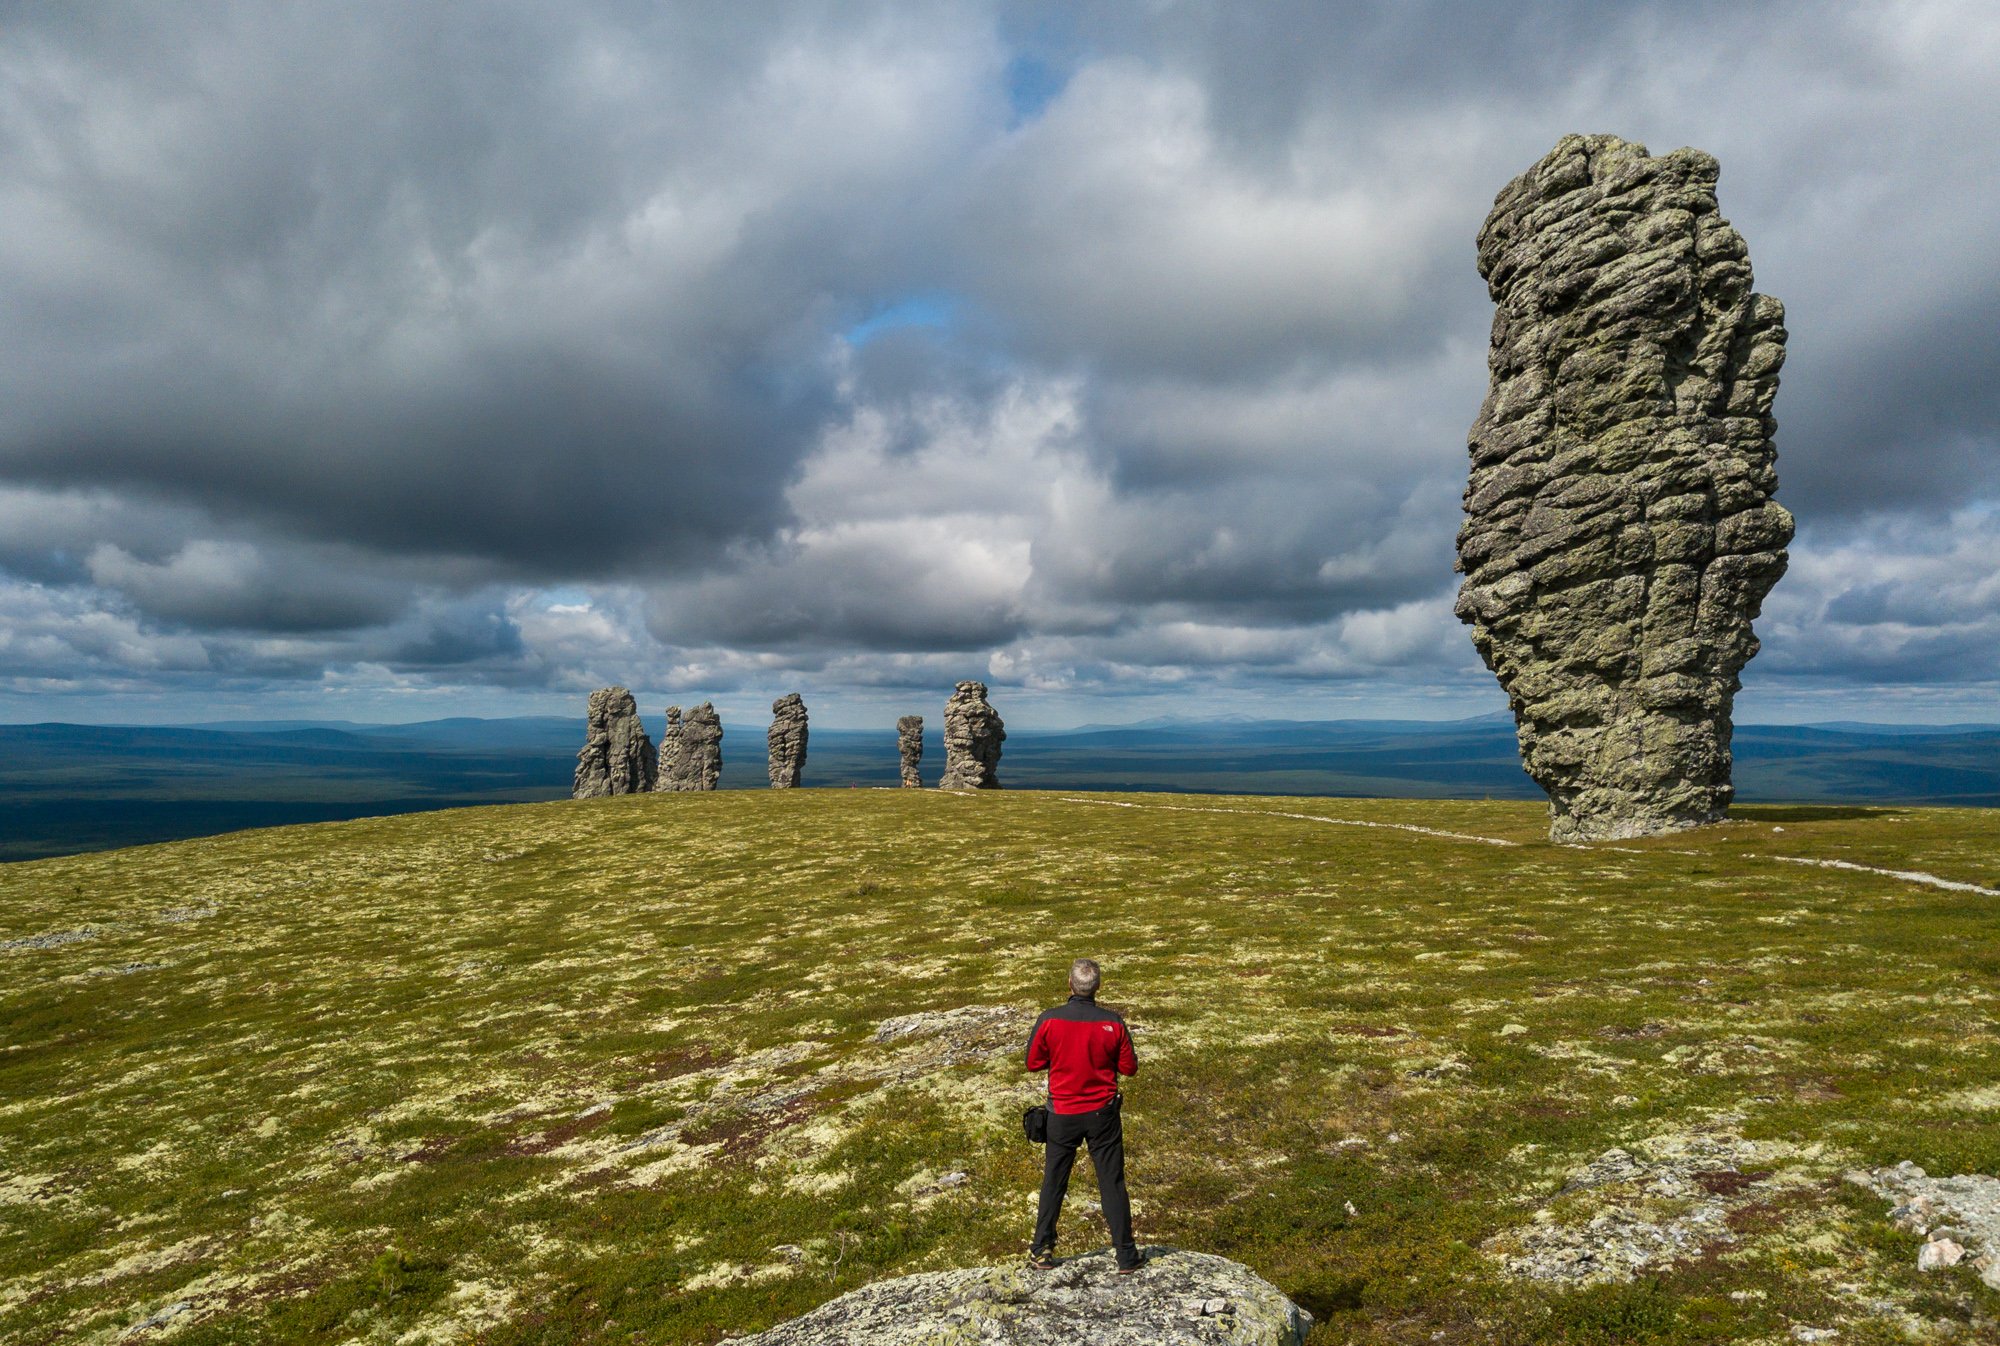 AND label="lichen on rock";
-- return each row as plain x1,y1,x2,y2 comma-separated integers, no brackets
768,694,808,790
657,706,685,791
658,702,723,791
1484,1126,1811,1283
735,1247,1311,1345
938,683,1003,791
896,715,923,789
1455,134,1792,842
1851,1161,2000,1289
571,687,656,798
